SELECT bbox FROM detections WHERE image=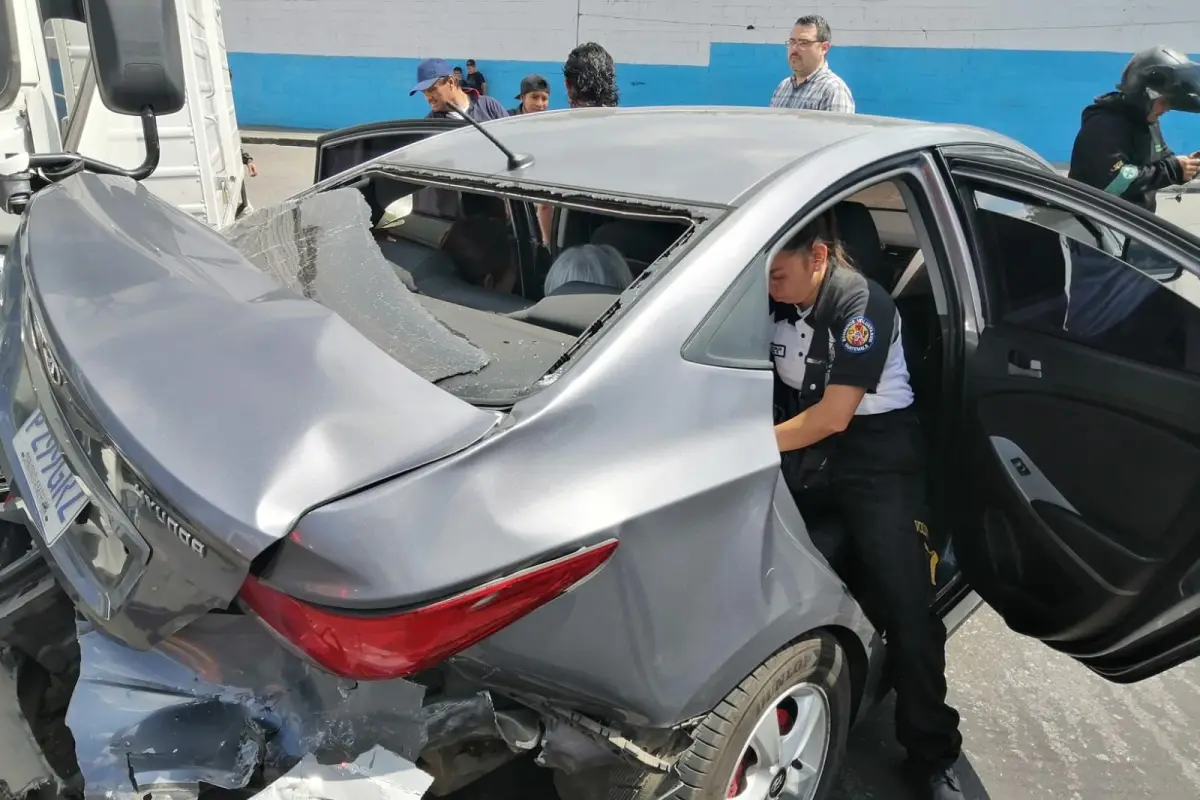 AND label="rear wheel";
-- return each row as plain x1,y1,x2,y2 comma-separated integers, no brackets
555,633,852,800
